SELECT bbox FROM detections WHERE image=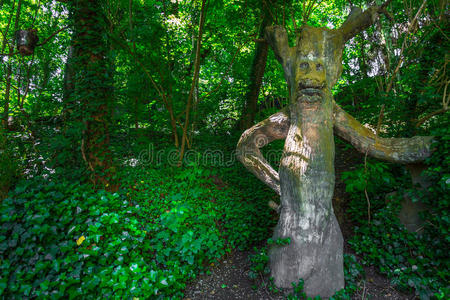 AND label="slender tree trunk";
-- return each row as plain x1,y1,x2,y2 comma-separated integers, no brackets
179,0,207,164
2,0,22,129
239,6,272,130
